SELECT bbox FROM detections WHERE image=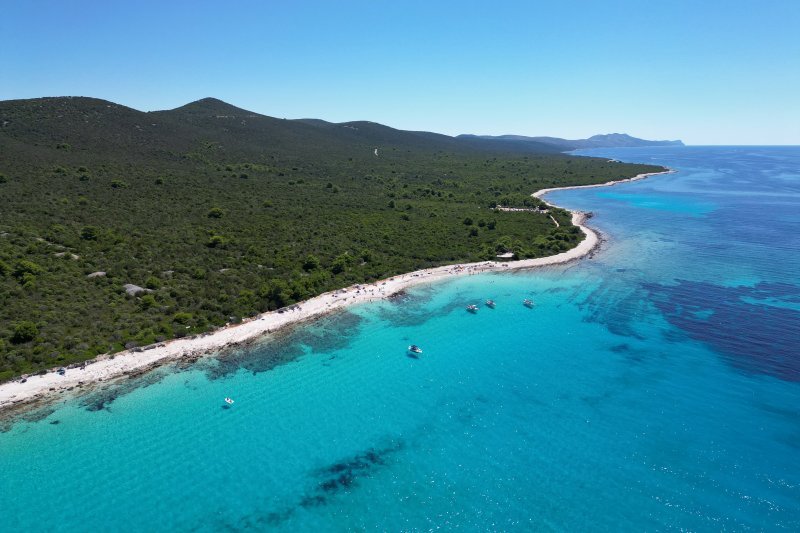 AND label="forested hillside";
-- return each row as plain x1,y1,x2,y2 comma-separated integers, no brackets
0,97,664,379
